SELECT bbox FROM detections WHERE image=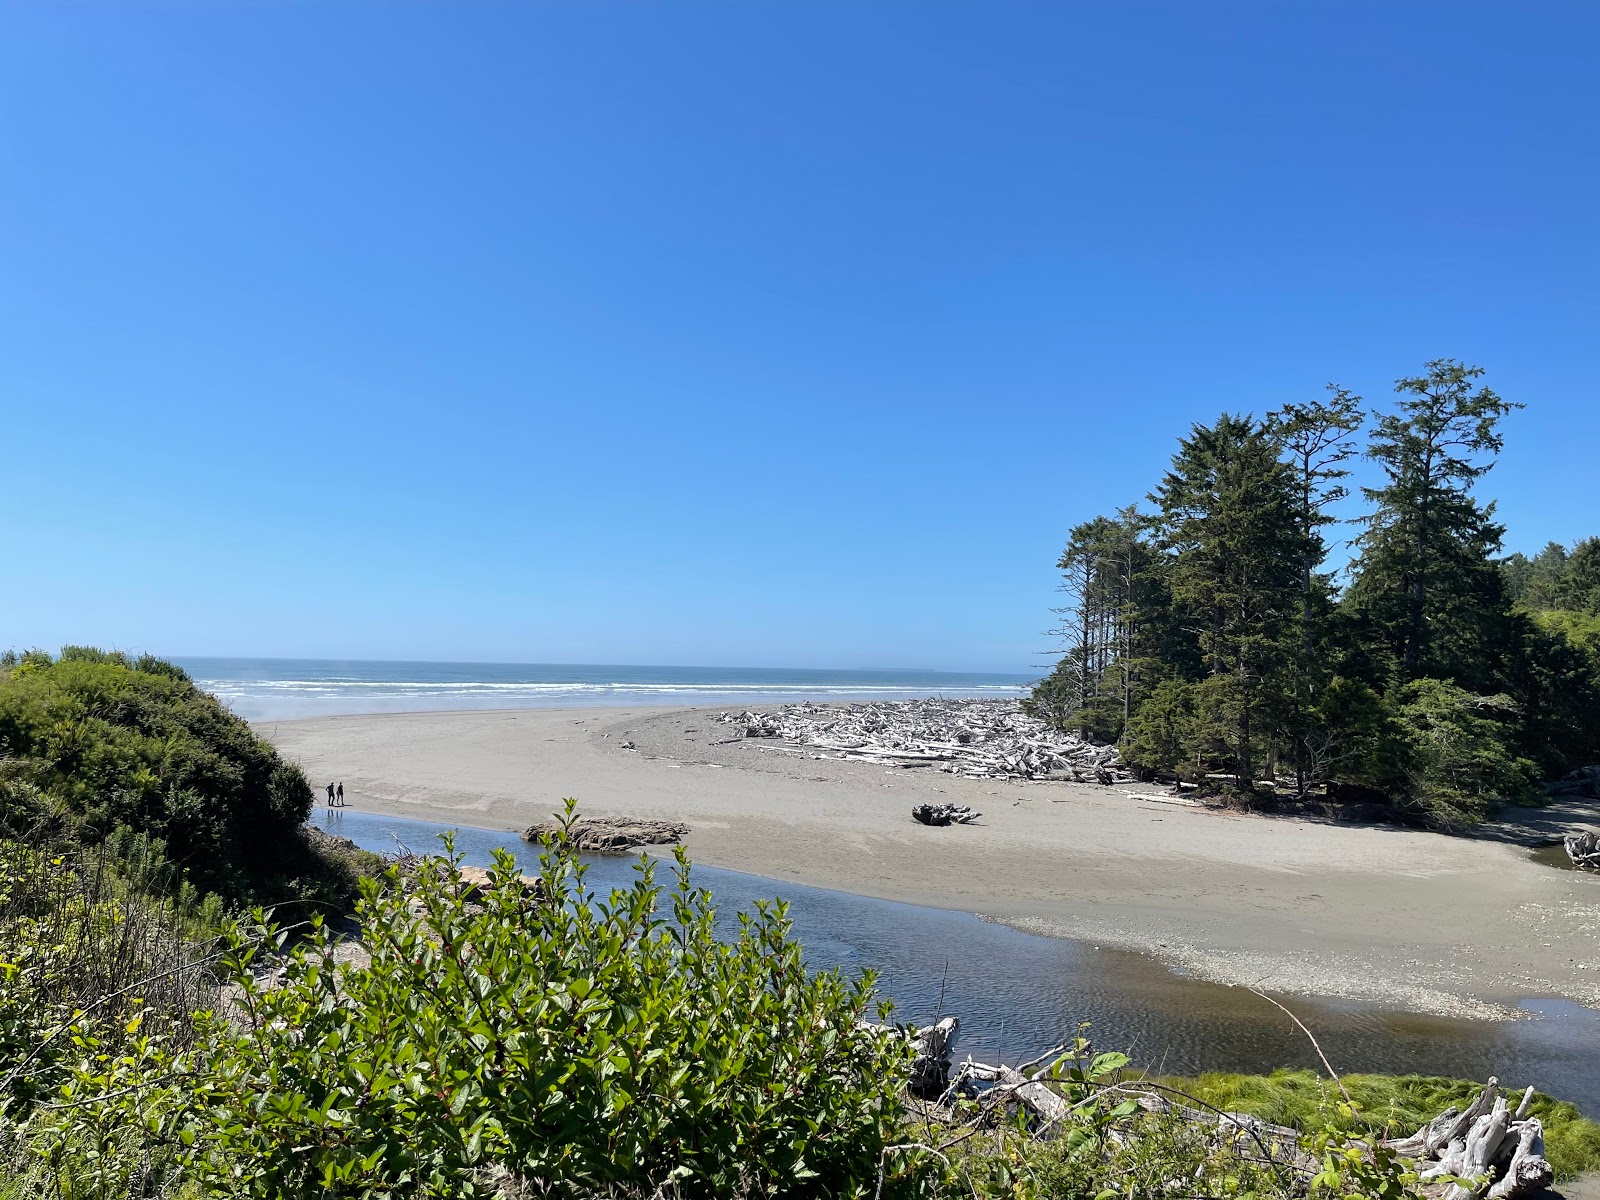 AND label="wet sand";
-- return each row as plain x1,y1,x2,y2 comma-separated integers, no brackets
262,705,1600,1020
